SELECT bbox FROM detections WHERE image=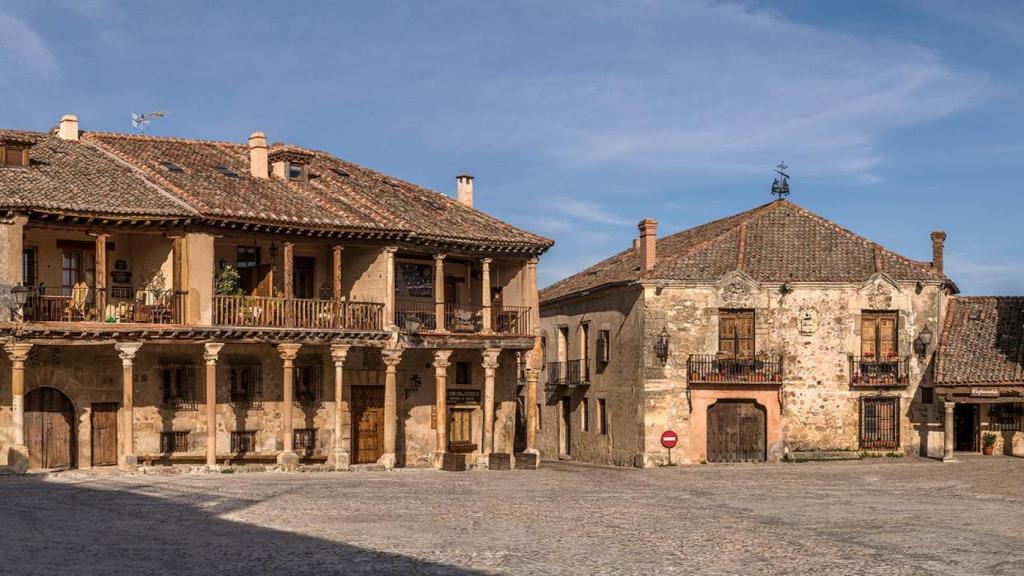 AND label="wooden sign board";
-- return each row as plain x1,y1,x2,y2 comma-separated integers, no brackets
971,388,1000,398
447,389,481,405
